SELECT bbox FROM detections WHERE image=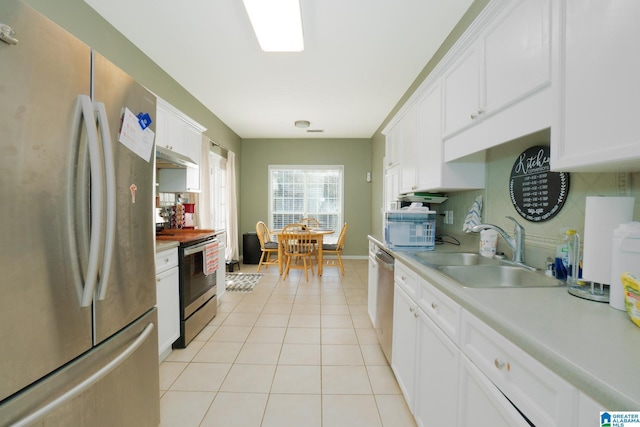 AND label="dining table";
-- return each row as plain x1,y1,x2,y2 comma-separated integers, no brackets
270,228,335,276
